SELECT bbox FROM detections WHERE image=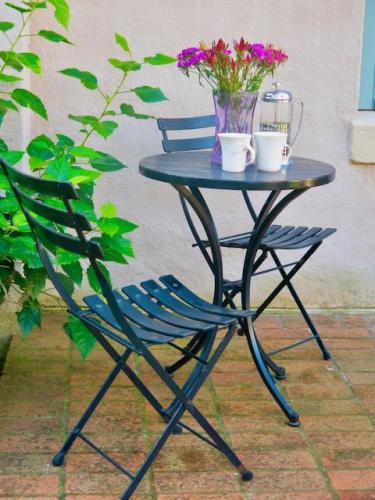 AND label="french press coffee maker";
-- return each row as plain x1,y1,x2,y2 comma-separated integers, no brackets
259,82,304,163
